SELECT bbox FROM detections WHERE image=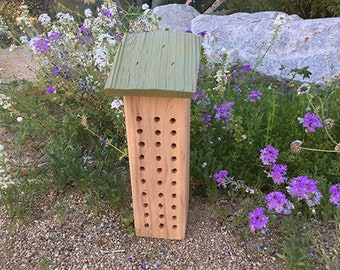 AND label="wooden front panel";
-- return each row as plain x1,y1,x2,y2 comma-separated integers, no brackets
124,96,190,240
